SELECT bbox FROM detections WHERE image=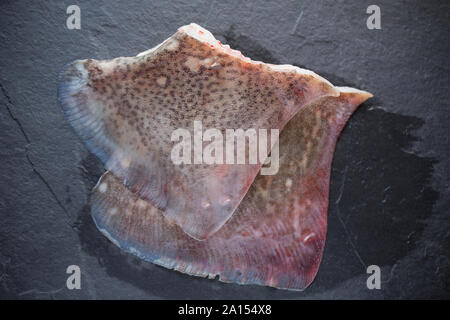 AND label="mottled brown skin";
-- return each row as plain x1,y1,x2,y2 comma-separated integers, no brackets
59,24,338,240
91,89,372,290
